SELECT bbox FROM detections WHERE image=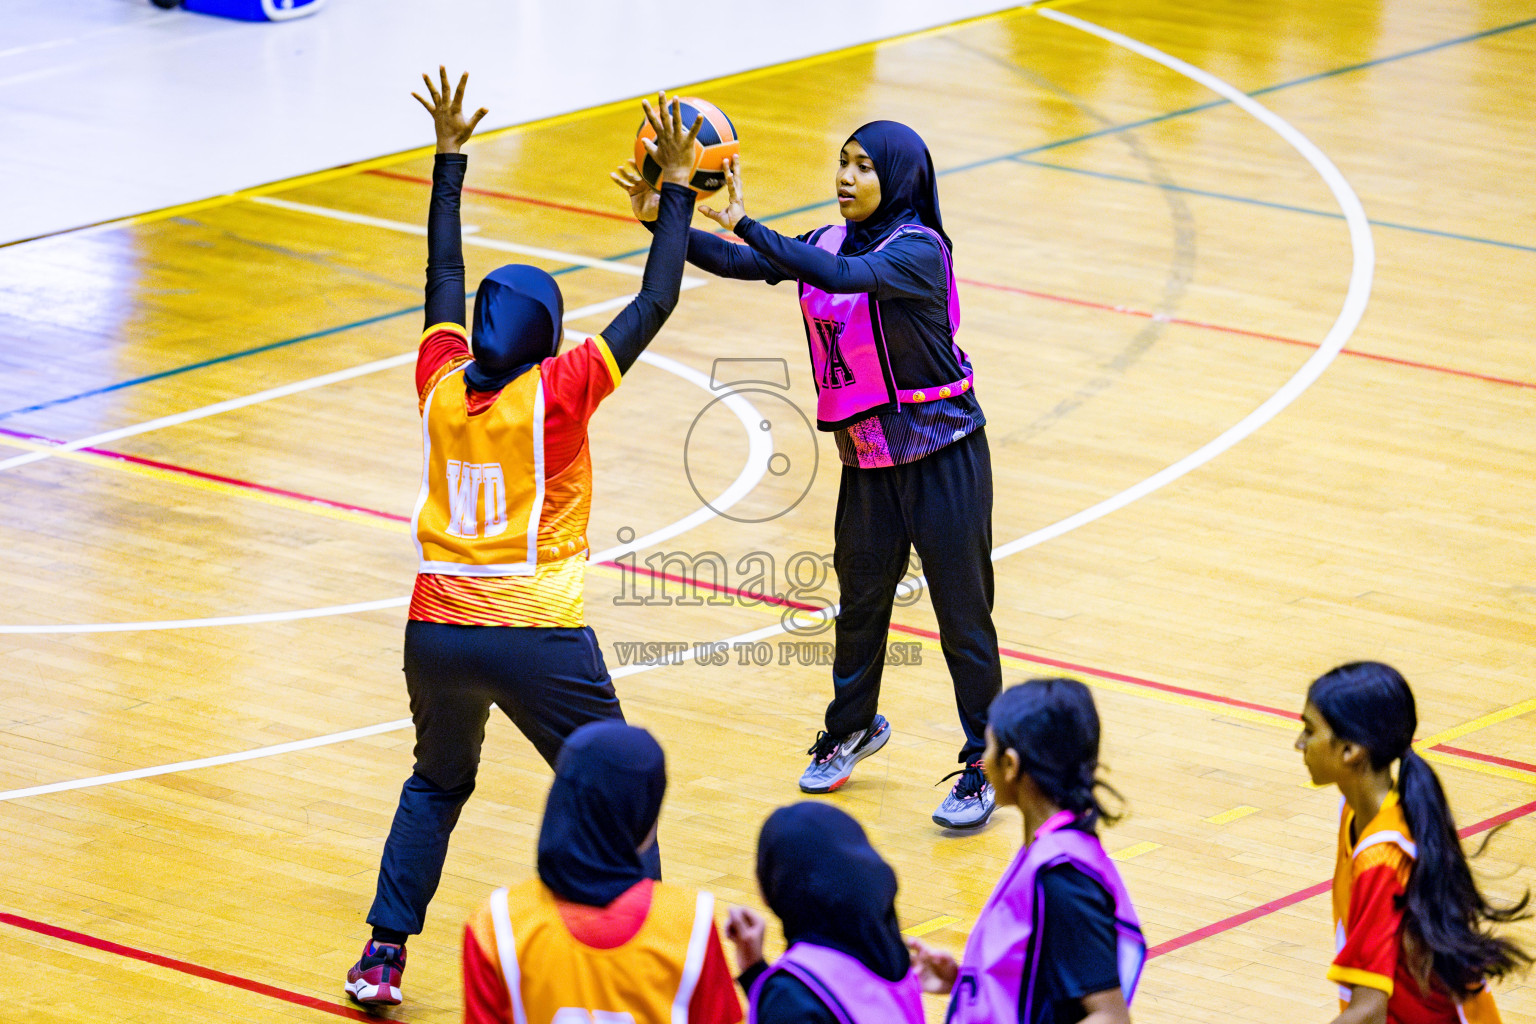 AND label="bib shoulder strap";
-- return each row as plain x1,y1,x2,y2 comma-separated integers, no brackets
809,224,847,253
